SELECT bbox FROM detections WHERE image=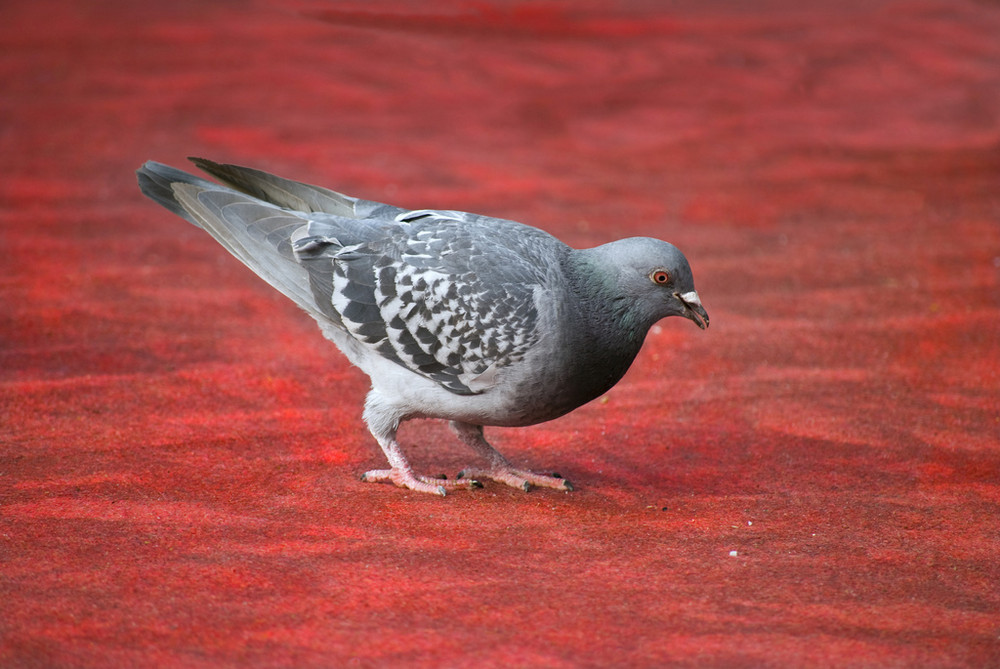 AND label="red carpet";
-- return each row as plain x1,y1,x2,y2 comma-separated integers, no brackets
3,1,999,666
